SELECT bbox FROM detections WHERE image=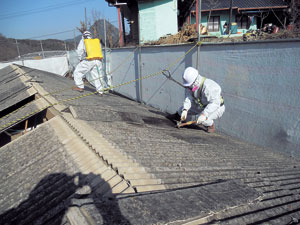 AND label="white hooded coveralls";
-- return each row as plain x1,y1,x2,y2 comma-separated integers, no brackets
73,37,105,93
179,74,225,127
